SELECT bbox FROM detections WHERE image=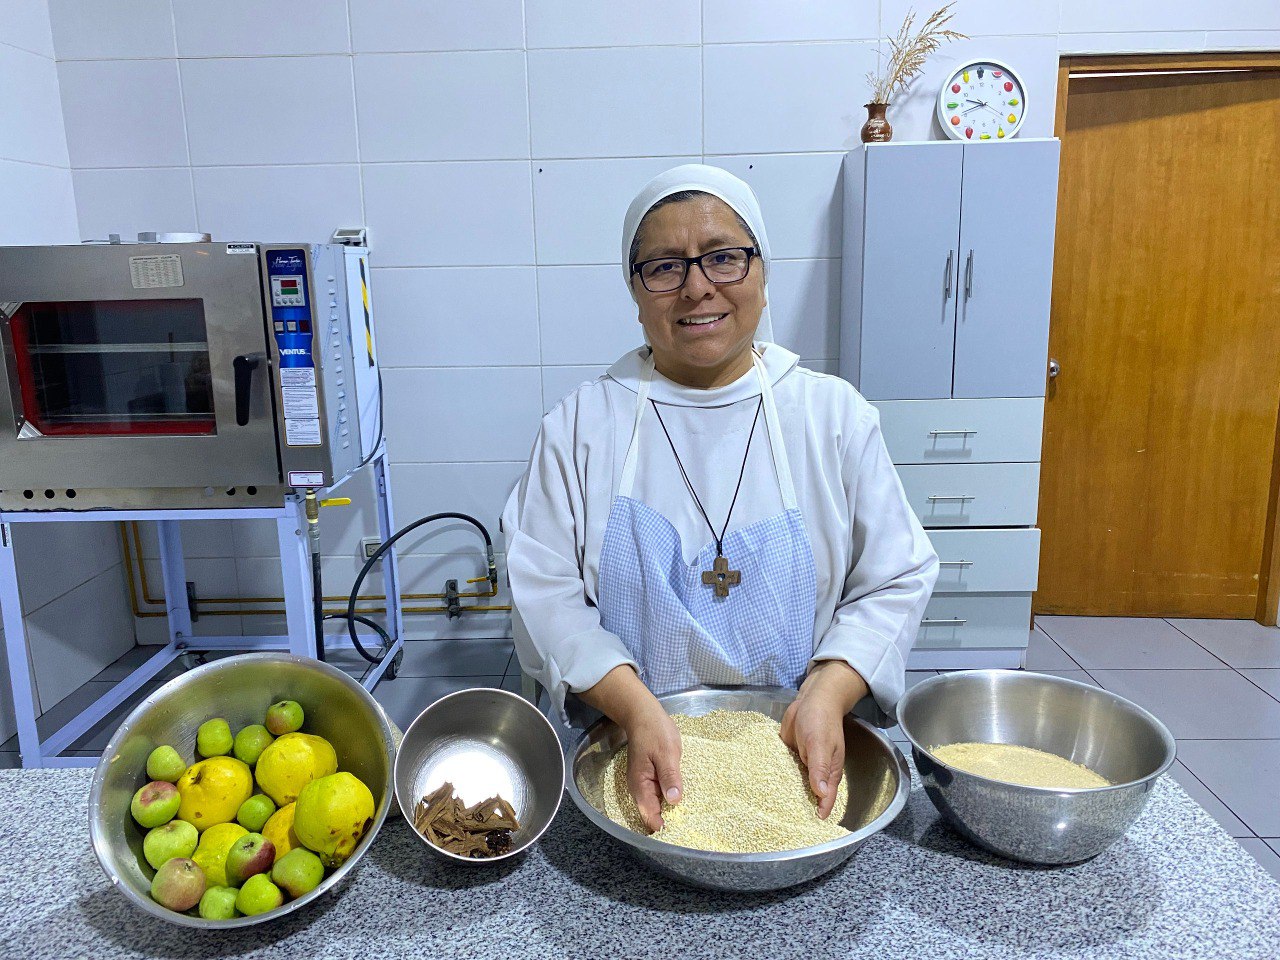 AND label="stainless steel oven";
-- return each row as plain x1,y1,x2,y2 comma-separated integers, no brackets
0,235,382,510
